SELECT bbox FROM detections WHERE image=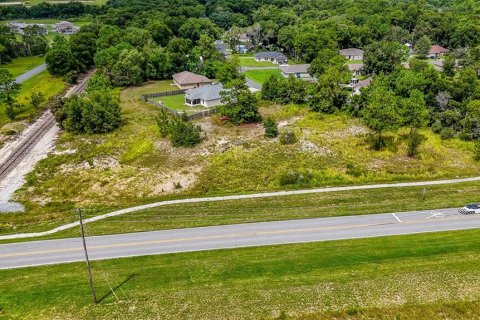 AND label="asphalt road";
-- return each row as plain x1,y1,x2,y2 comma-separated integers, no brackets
15,63,47,84
1,208,479,269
